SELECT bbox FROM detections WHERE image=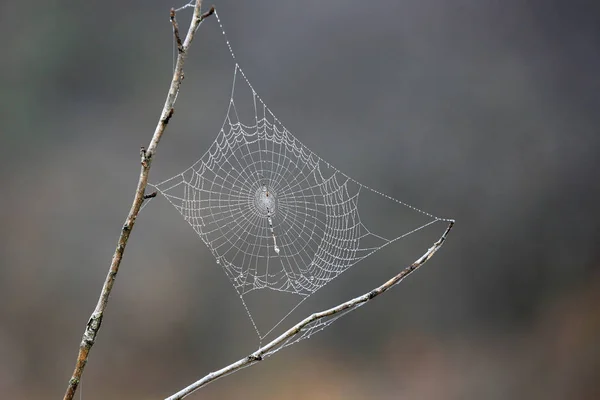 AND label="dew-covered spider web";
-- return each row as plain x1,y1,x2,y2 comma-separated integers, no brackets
151,10,452,353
